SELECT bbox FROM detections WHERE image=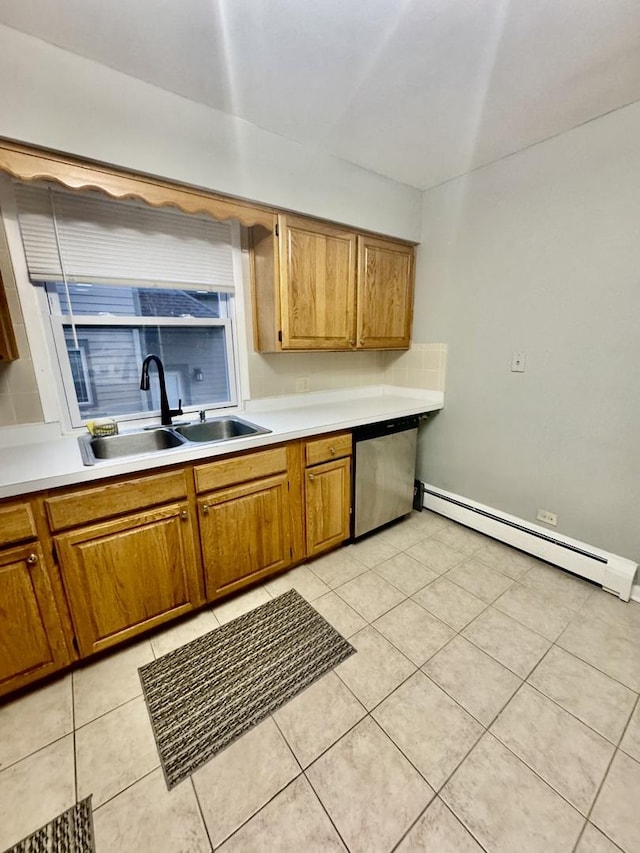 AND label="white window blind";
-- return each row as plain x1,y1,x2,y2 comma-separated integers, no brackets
14,183,235,290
